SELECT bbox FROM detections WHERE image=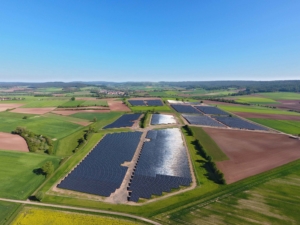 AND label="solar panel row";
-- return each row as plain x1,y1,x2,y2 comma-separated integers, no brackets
128,128,192,202
171,104,202,114
214,116,268,130
182,114,225,127
128,99,163,106
104,114,141,129
58,132,142,197
195,106,229,115
151,114,176,125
